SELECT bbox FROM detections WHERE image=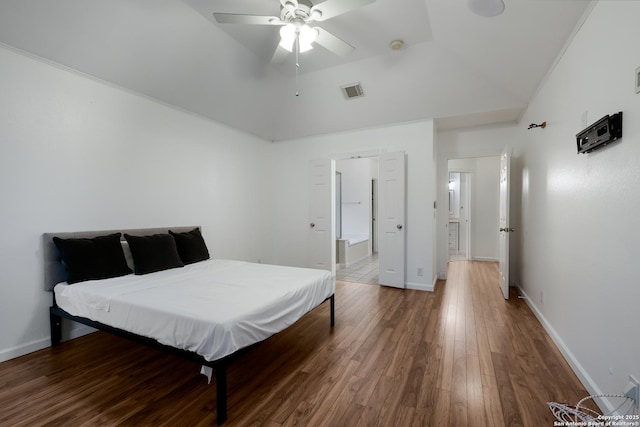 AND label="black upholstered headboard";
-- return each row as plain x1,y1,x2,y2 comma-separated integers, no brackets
43,226,199,291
